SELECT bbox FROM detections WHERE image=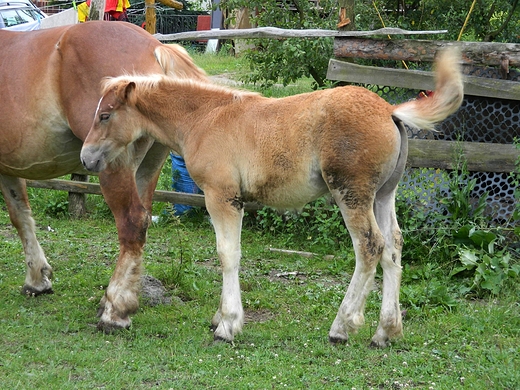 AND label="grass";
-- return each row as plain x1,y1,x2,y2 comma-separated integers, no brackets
0,210,518,389
1,52,519,389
